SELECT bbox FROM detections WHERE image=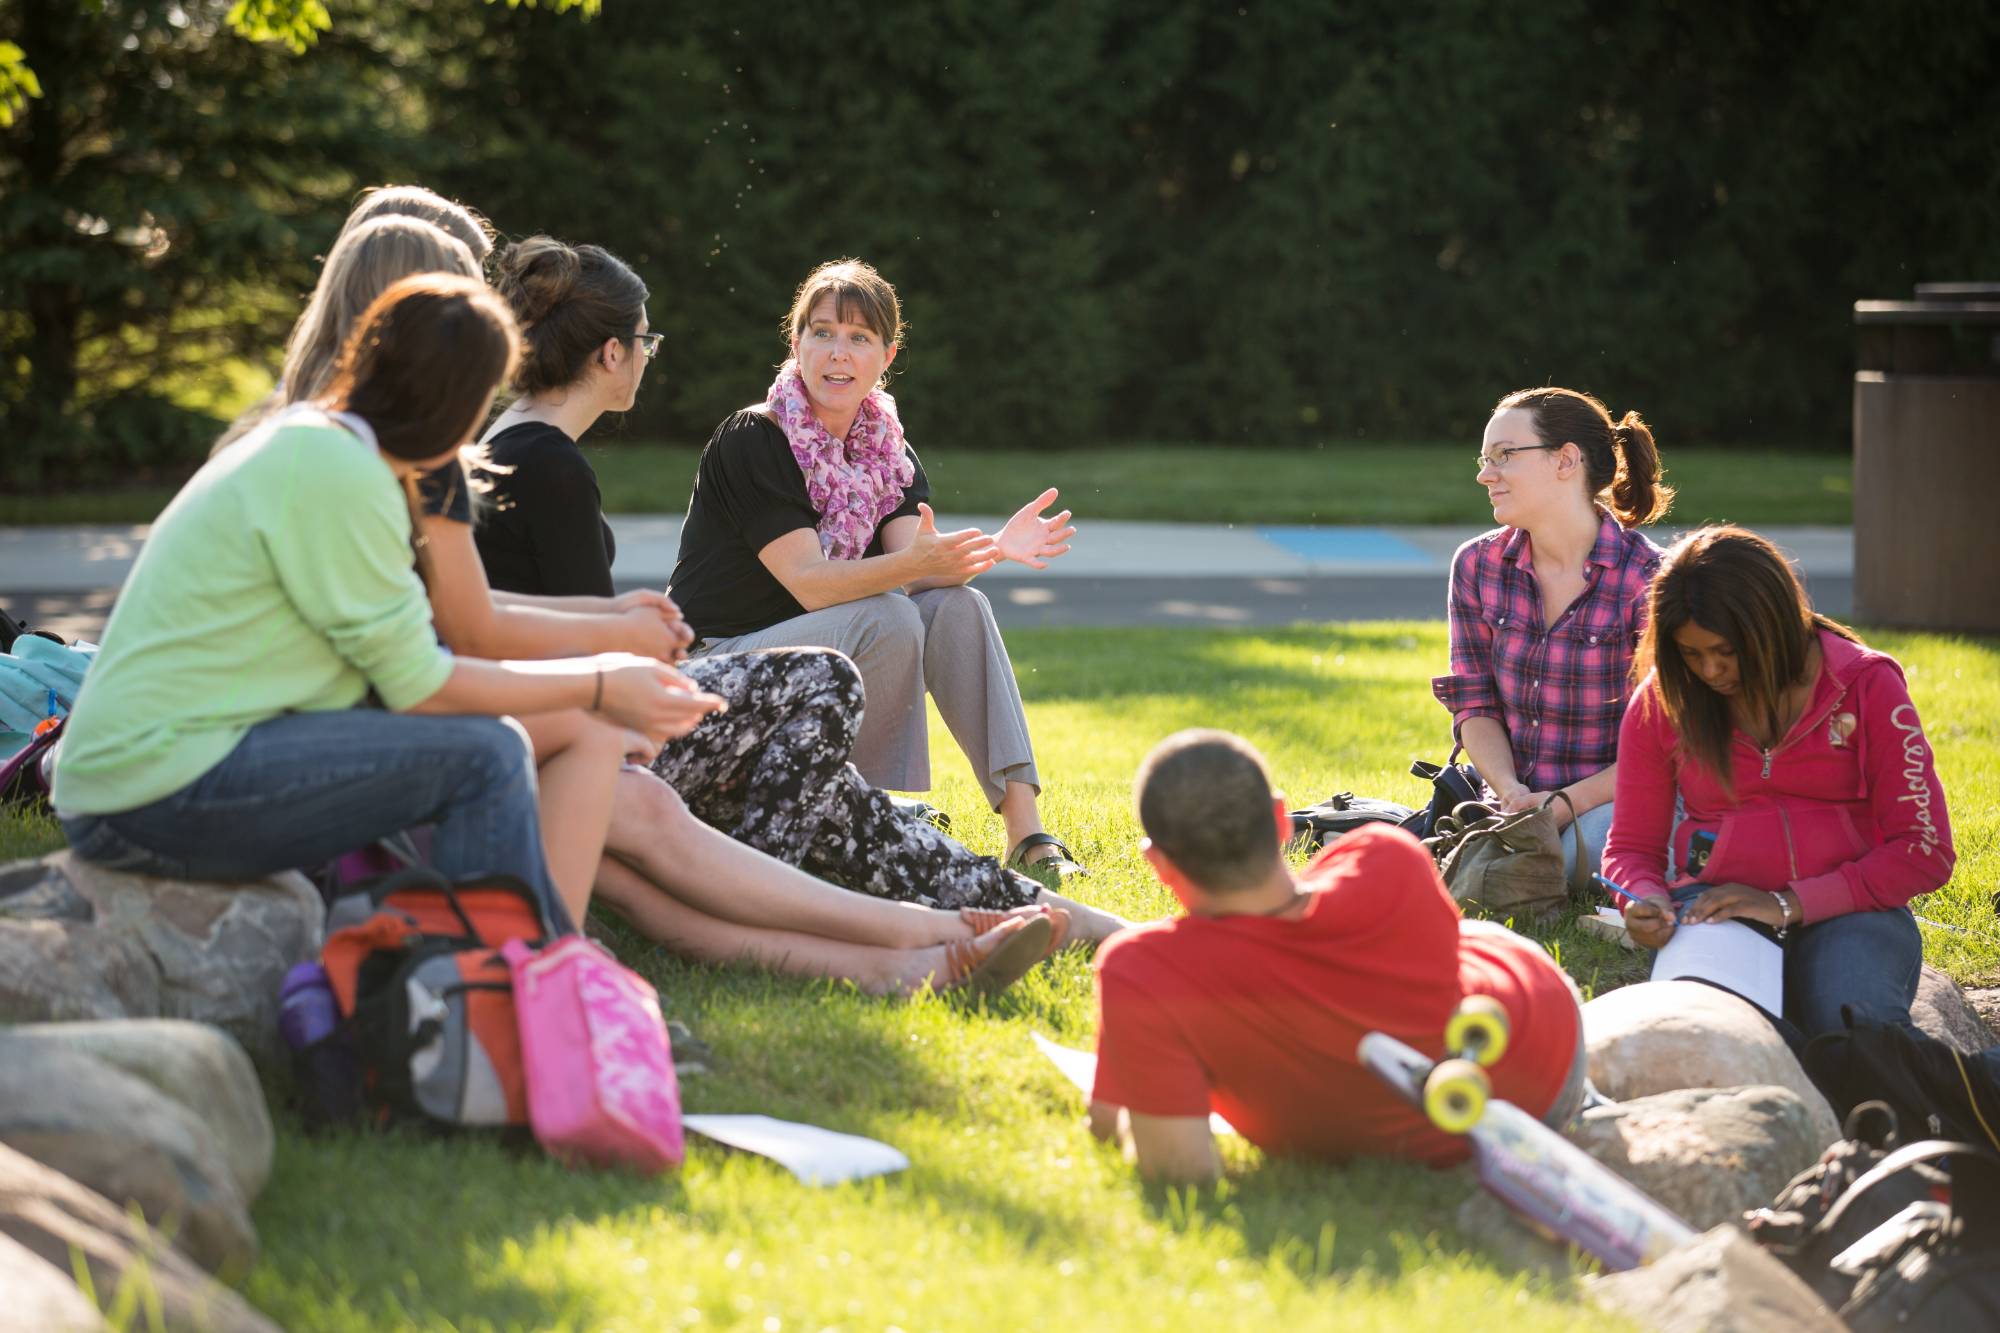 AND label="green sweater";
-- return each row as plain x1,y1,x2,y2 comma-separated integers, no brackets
53,410,454,815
